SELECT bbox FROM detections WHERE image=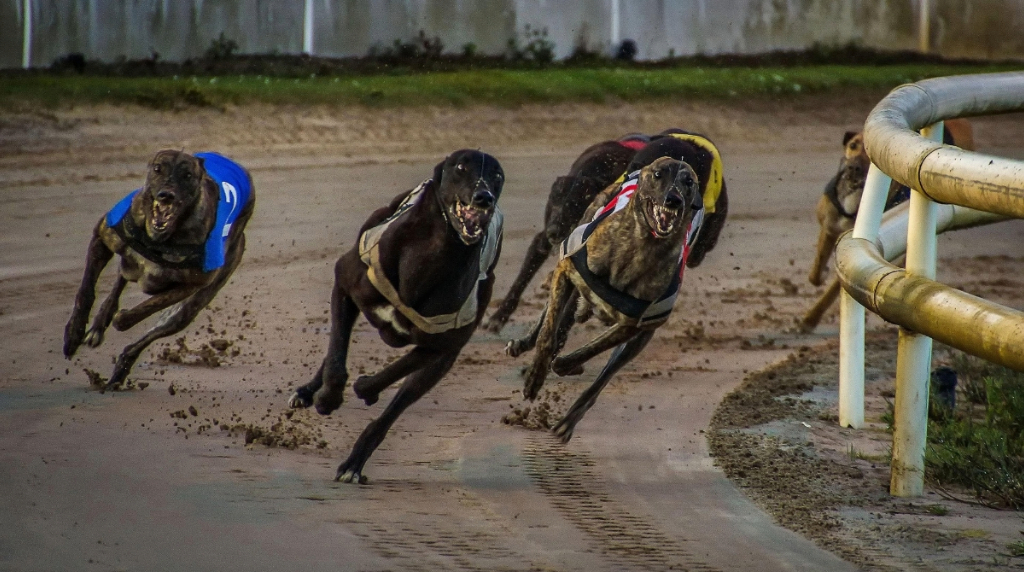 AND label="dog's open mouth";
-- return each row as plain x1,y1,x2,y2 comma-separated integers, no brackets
450,199,490,244
149,202,176,238
647,201,681,238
